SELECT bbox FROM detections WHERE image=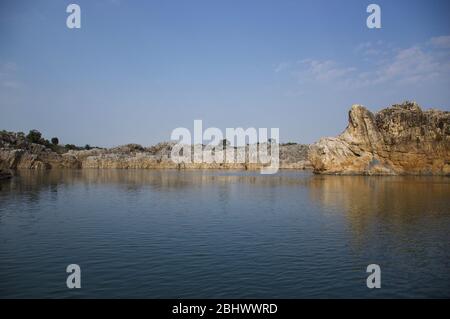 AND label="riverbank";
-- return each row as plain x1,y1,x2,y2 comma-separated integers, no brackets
0,133,312,171
1,102,448,175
